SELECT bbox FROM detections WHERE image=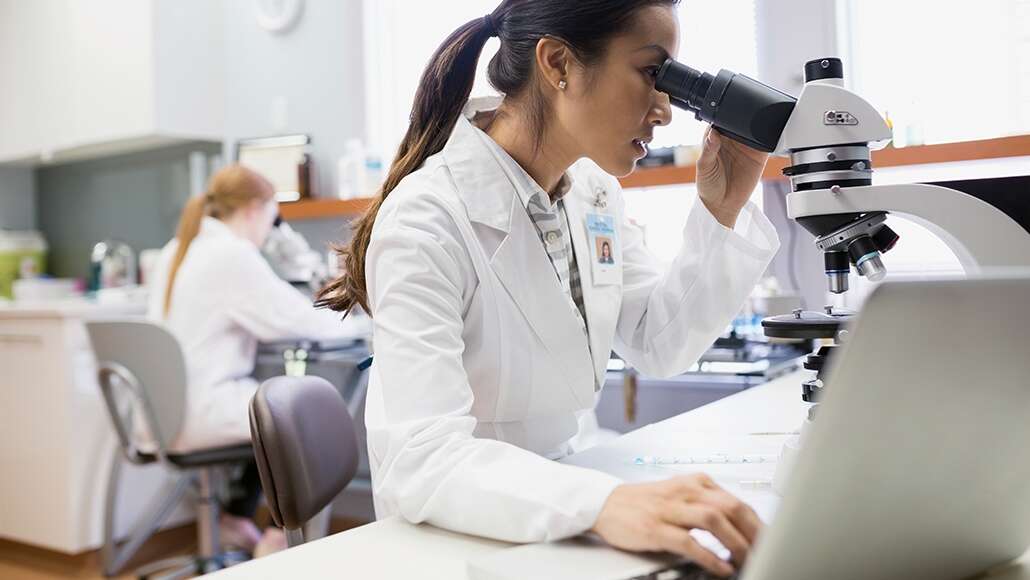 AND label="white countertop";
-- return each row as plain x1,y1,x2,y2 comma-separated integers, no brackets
0,297,147,319
204,371,1030,579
